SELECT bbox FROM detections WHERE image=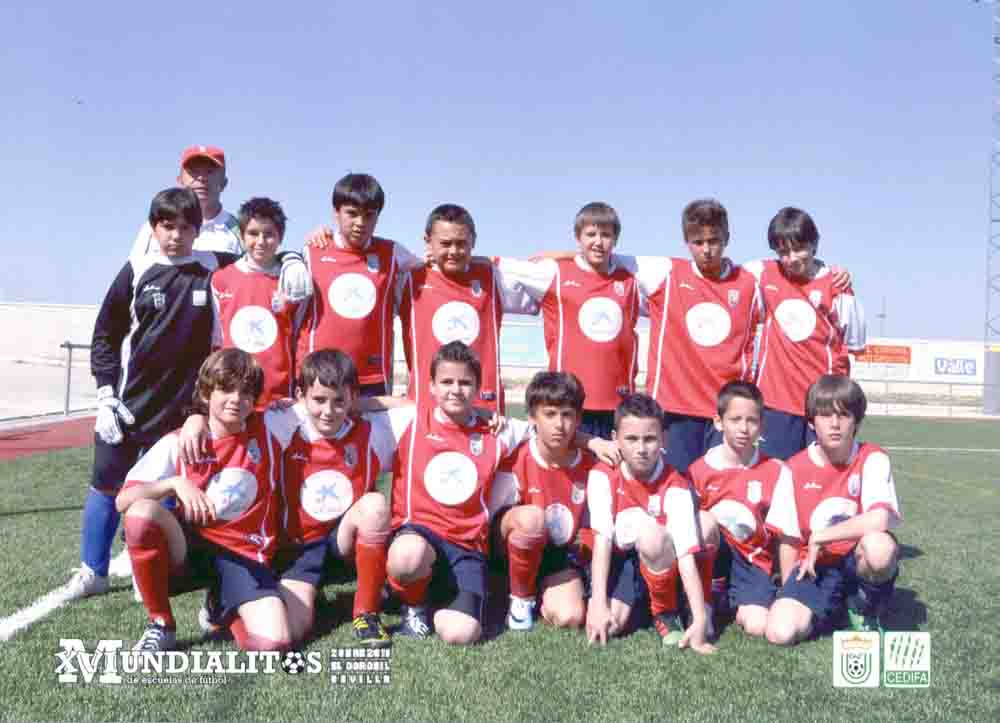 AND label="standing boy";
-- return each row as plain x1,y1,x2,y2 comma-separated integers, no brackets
585,394,717,653
495,203,642,438
489,371,598,631
765,375,901,644
743,207,866,459
688,381,792,637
